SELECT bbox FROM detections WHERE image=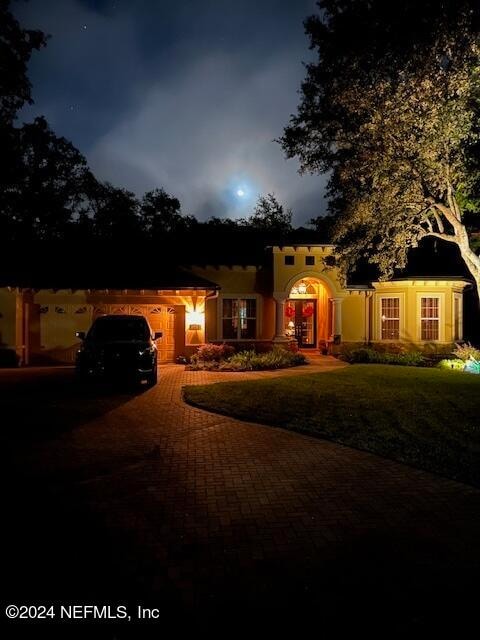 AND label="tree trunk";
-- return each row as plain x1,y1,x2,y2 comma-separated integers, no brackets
427,223,480,304
458,238,480,304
